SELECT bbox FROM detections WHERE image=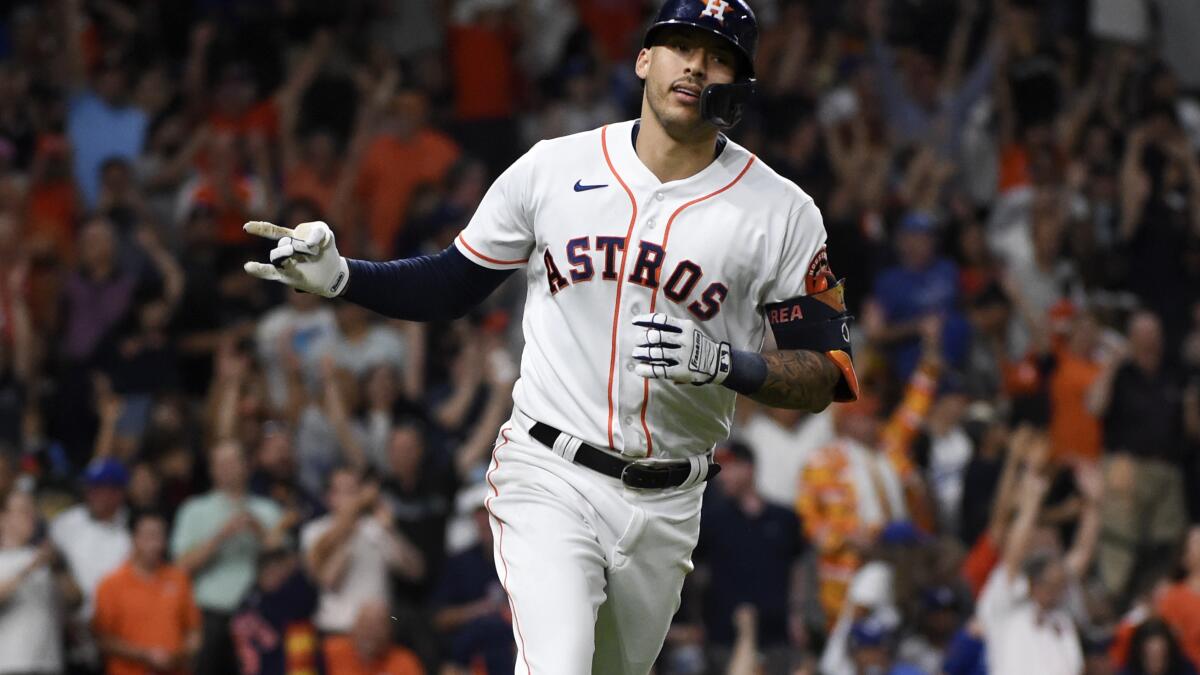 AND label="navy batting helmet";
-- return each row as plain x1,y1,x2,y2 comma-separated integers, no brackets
643,0,759,129
644,0,758,78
